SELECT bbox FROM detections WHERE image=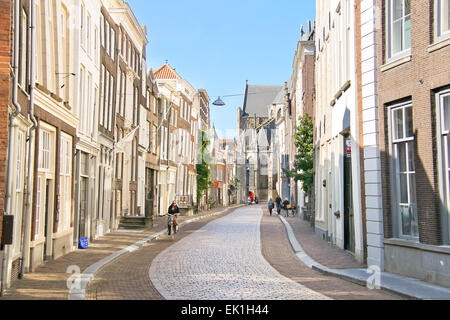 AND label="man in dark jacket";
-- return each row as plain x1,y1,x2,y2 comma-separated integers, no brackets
168,201,180,235
275,196,282,215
